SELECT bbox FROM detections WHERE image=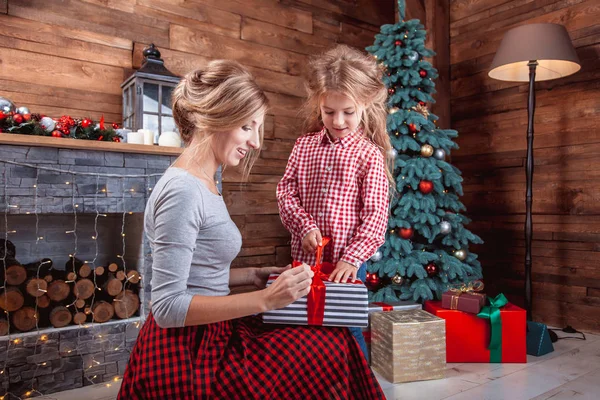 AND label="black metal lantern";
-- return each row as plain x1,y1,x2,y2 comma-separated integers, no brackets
121,44,180,142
